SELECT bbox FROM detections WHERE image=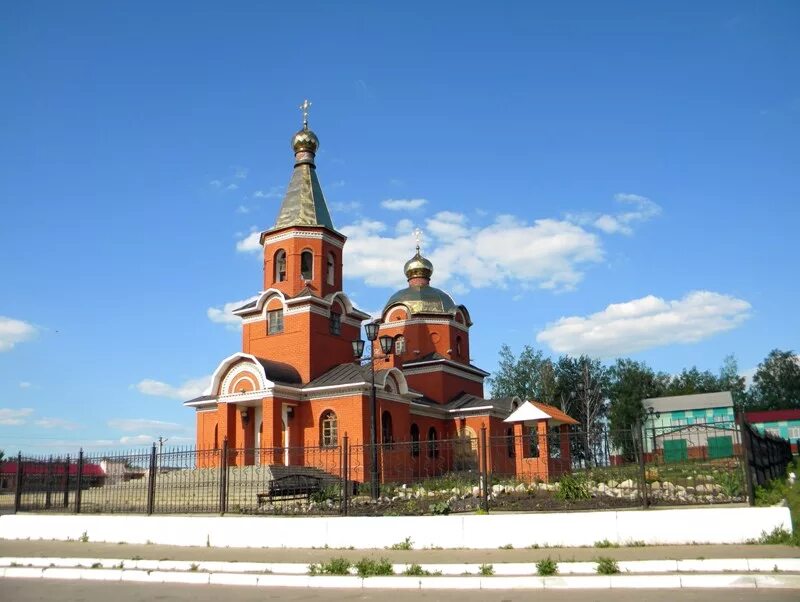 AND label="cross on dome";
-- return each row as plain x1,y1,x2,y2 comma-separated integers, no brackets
413,227,424,253
300,99,312,129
